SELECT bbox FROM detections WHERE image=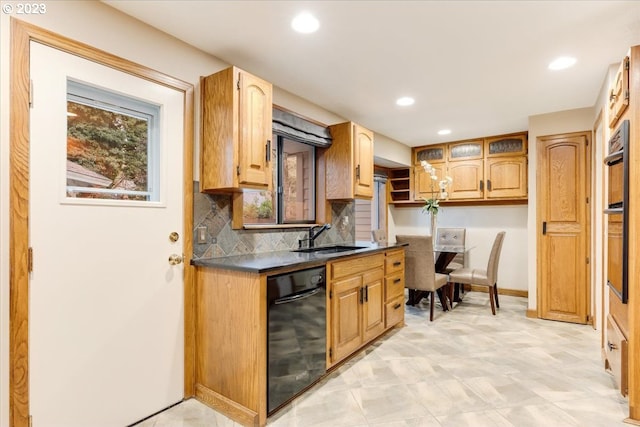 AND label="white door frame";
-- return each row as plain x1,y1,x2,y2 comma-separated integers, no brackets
8,18,195,427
